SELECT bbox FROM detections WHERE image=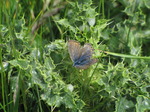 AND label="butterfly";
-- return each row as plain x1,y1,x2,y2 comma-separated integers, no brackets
68,40,98,69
